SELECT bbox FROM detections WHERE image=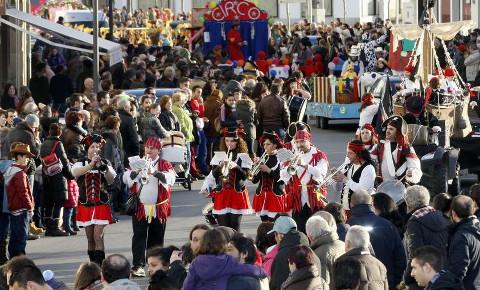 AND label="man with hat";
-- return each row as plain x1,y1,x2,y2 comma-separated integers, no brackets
280,130,329,233
333,139,376,210
123,136,176,277
403,95,440,129
4,143,35,258
341,45,365,77
227,21,246,61
371,116,422,185
269,216,319,290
